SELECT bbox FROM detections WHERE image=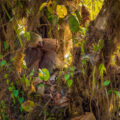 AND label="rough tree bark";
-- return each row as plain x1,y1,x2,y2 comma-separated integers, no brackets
86,0,120,65
74,0,120,120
